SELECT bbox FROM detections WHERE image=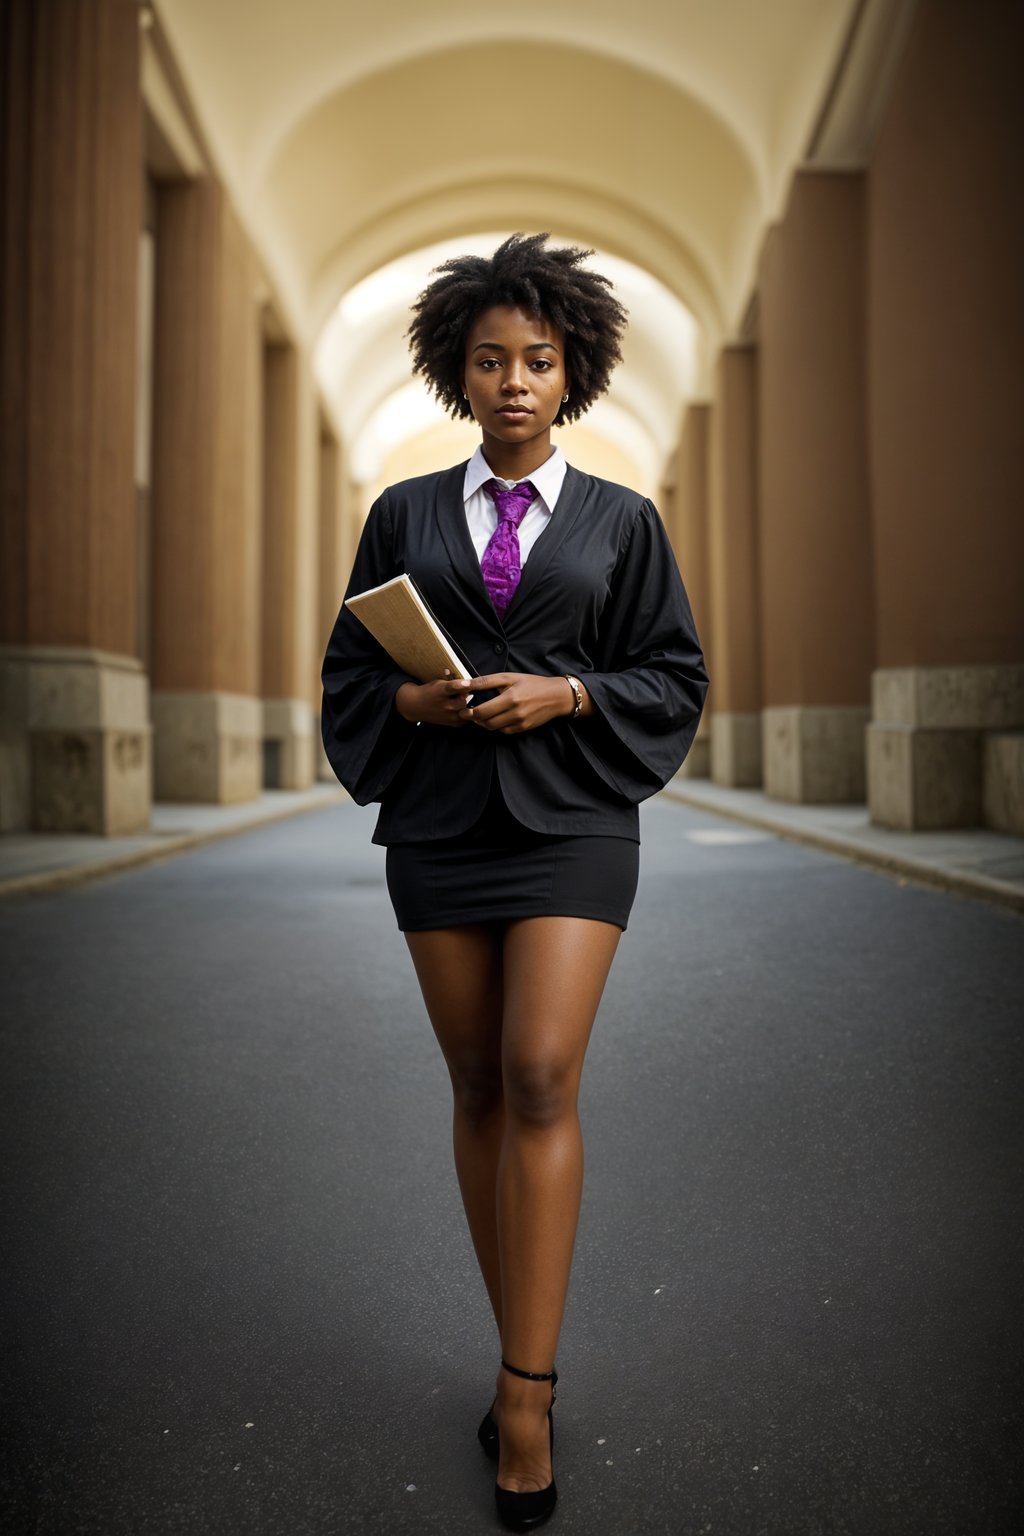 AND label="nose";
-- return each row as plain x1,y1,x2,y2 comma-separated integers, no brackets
501,361,528,393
